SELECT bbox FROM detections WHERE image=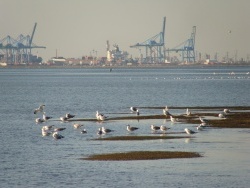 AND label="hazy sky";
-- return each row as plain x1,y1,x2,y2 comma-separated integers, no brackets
1,0,250,61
